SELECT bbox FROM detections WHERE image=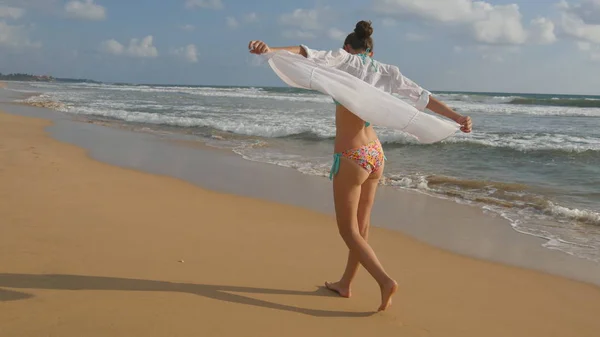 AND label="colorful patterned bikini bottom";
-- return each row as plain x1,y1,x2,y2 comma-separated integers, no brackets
329,139,385,180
